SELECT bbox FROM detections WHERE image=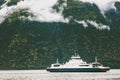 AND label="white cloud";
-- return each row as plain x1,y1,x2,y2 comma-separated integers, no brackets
87,20,110,30
75,20,110,30
0,6,17,23
0,0,69,23
0,0,117,30
75,20,88,28
1,0,120,23
78,0,120,15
